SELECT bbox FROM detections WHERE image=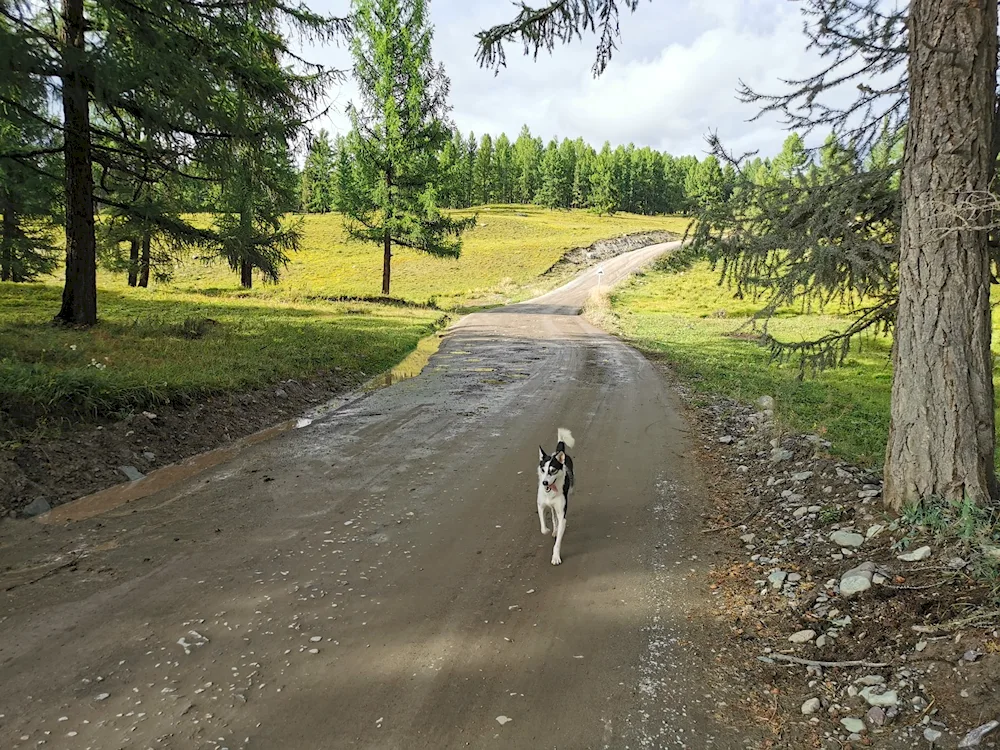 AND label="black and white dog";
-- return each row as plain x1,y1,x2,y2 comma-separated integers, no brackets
537,428,575,565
